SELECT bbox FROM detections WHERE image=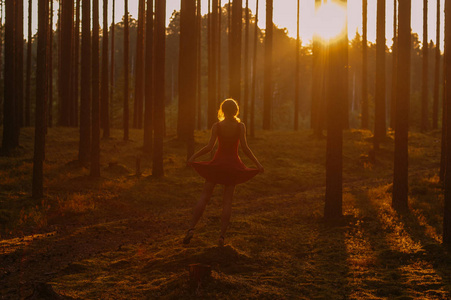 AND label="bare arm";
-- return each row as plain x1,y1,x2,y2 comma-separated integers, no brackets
239,123,264,172
187,123,218,164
